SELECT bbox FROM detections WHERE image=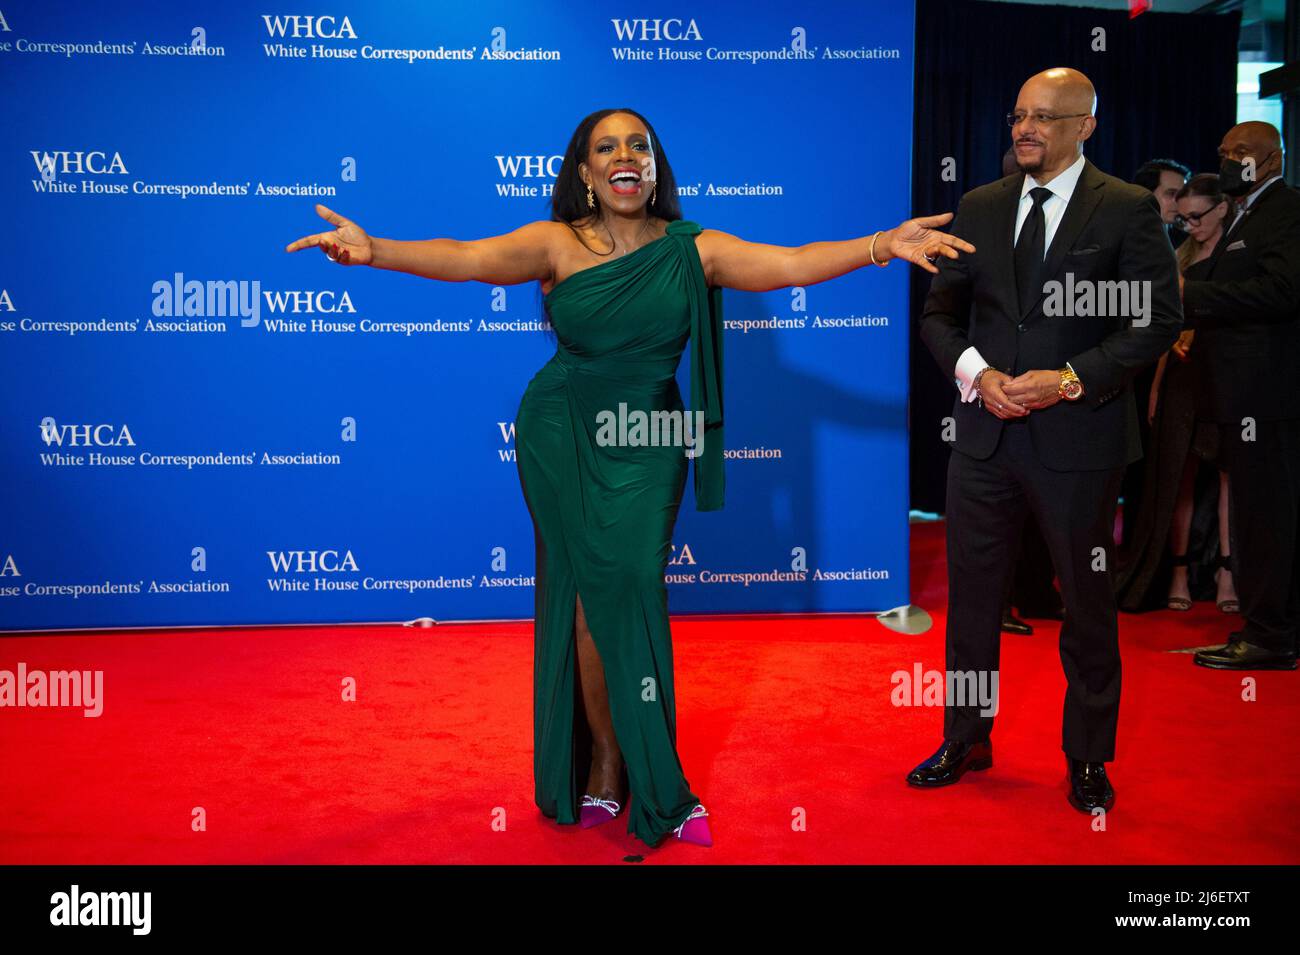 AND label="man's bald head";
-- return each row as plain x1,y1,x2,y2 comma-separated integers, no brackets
1019,68,1097,117
1011,68,1098,183
1219,121,1285,193
1224,121,1282,154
